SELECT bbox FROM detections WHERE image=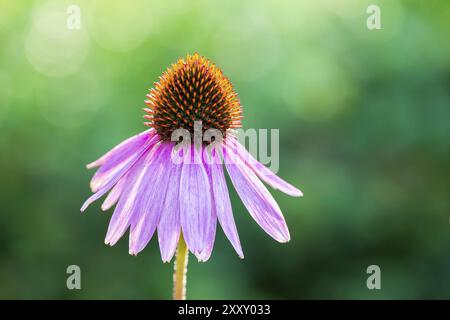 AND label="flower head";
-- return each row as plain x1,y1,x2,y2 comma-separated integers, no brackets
82,53,303,262
144,53,242,140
